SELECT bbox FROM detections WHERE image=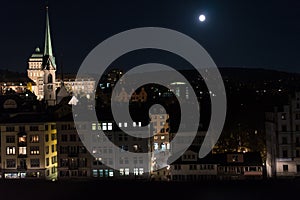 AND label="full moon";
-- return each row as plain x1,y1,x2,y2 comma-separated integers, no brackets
199,14,206,22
